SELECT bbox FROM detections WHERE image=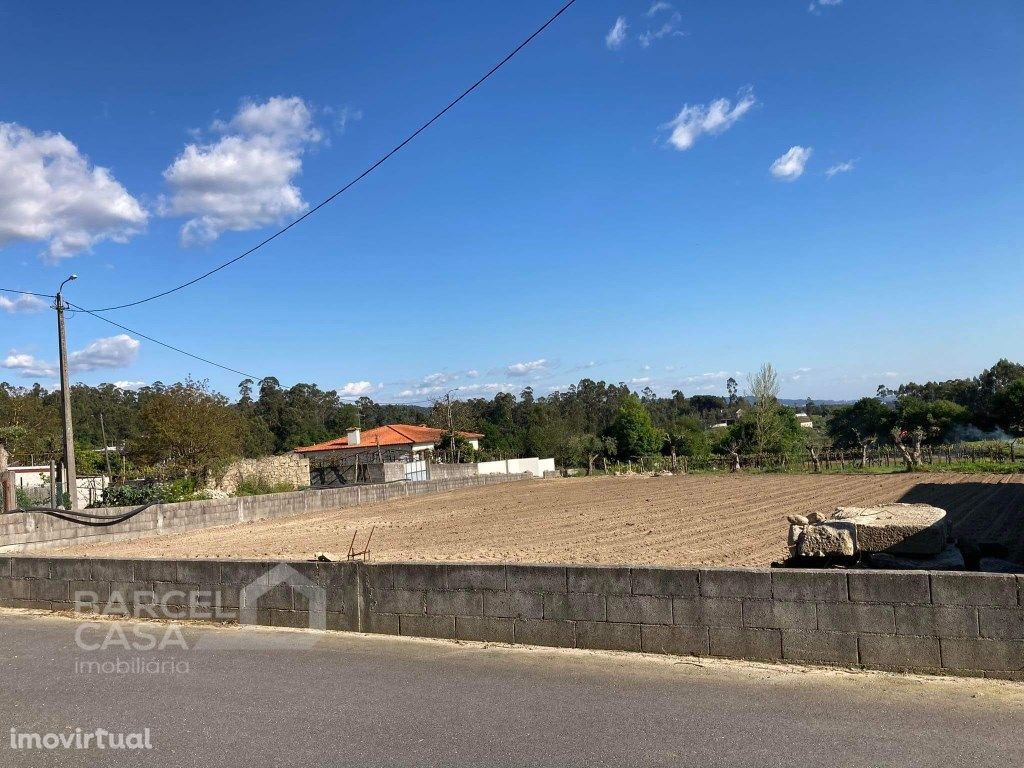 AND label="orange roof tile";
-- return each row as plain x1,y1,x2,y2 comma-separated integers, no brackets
294,424,483,454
